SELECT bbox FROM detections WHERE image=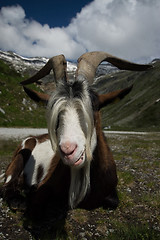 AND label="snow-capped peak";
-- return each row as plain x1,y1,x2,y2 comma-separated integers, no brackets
0,50,77,73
